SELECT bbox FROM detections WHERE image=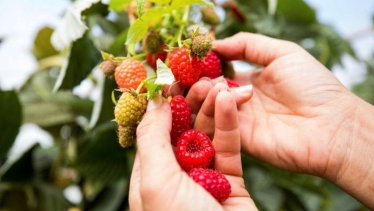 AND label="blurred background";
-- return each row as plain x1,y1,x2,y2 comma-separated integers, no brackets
0,0,373,210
